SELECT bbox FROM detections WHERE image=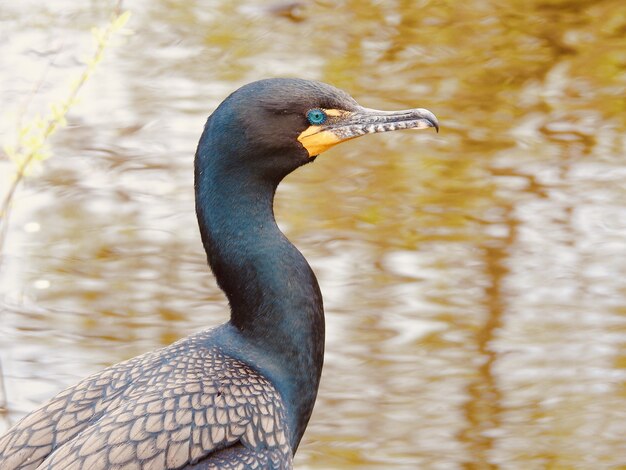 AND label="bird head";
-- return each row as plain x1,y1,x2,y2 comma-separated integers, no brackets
197,78,438,183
